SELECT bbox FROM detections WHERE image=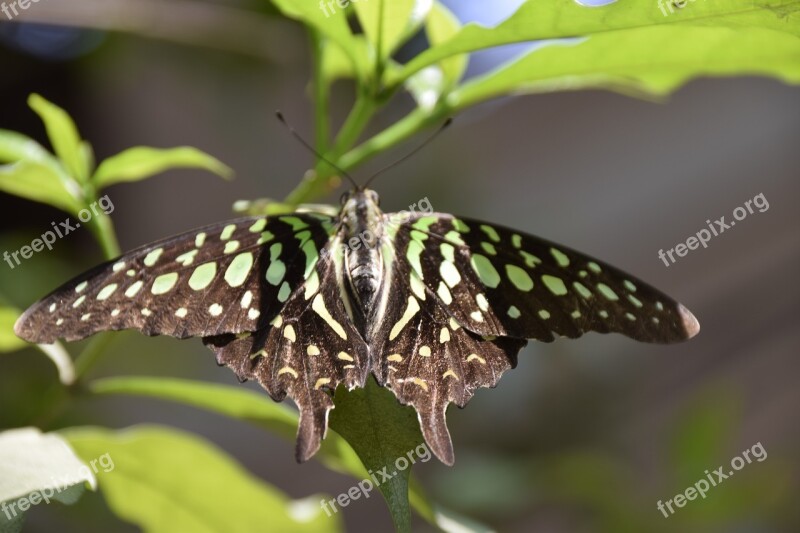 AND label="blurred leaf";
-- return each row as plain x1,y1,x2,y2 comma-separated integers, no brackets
0,161,84,216
92,147,233,190
0,130,63,169
329,377,426,533
320,37,372,86
0,308,26,353
63,426,340,533
354,0,431,61
538,452,643,533
89,376,366,478
670,386,740,483
270,0,368,81
448,26,800,109
27,94,90,183
0,427,96,533
388,0,800,88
